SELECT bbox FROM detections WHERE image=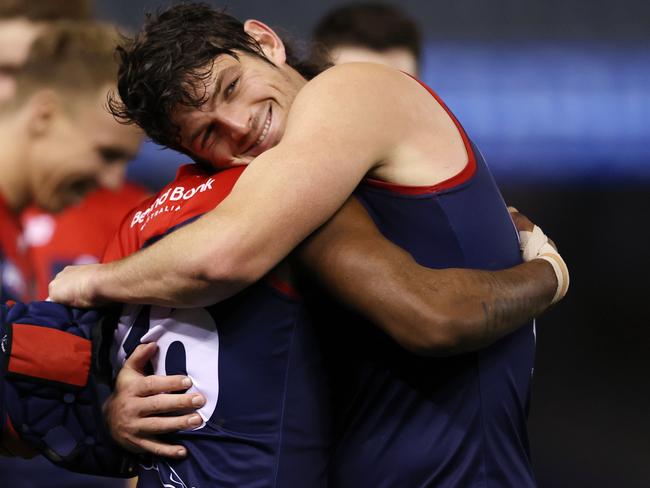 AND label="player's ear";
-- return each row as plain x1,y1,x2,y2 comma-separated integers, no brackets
243,19,286,65
25,89,62,139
